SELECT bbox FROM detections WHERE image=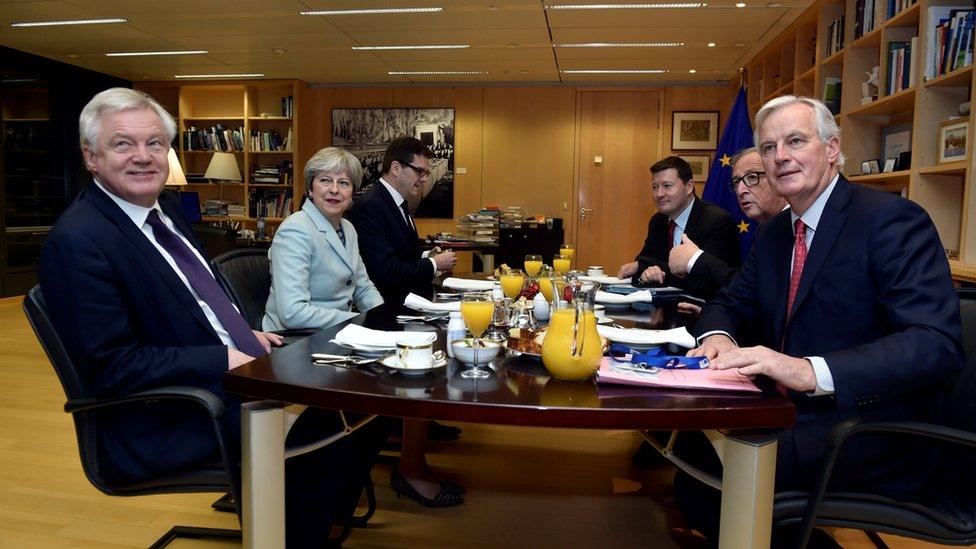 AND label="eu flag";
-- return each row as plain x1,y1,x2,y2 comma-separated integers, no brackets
701,88,755,261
